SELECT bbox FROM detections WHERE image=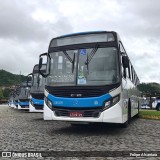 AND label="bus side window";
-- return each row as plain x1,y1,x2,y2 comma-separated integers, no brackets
133,71,136,84
131,66,134,83
121,56,126,79
119,43,127,79
128,63,131,79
